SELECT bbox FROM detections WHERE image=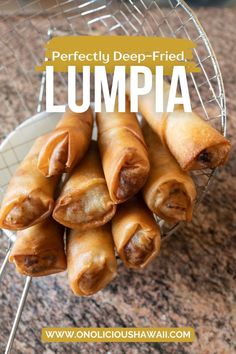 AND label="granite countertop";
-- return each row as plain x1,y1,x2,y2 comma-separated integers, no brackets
0,6,236,354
